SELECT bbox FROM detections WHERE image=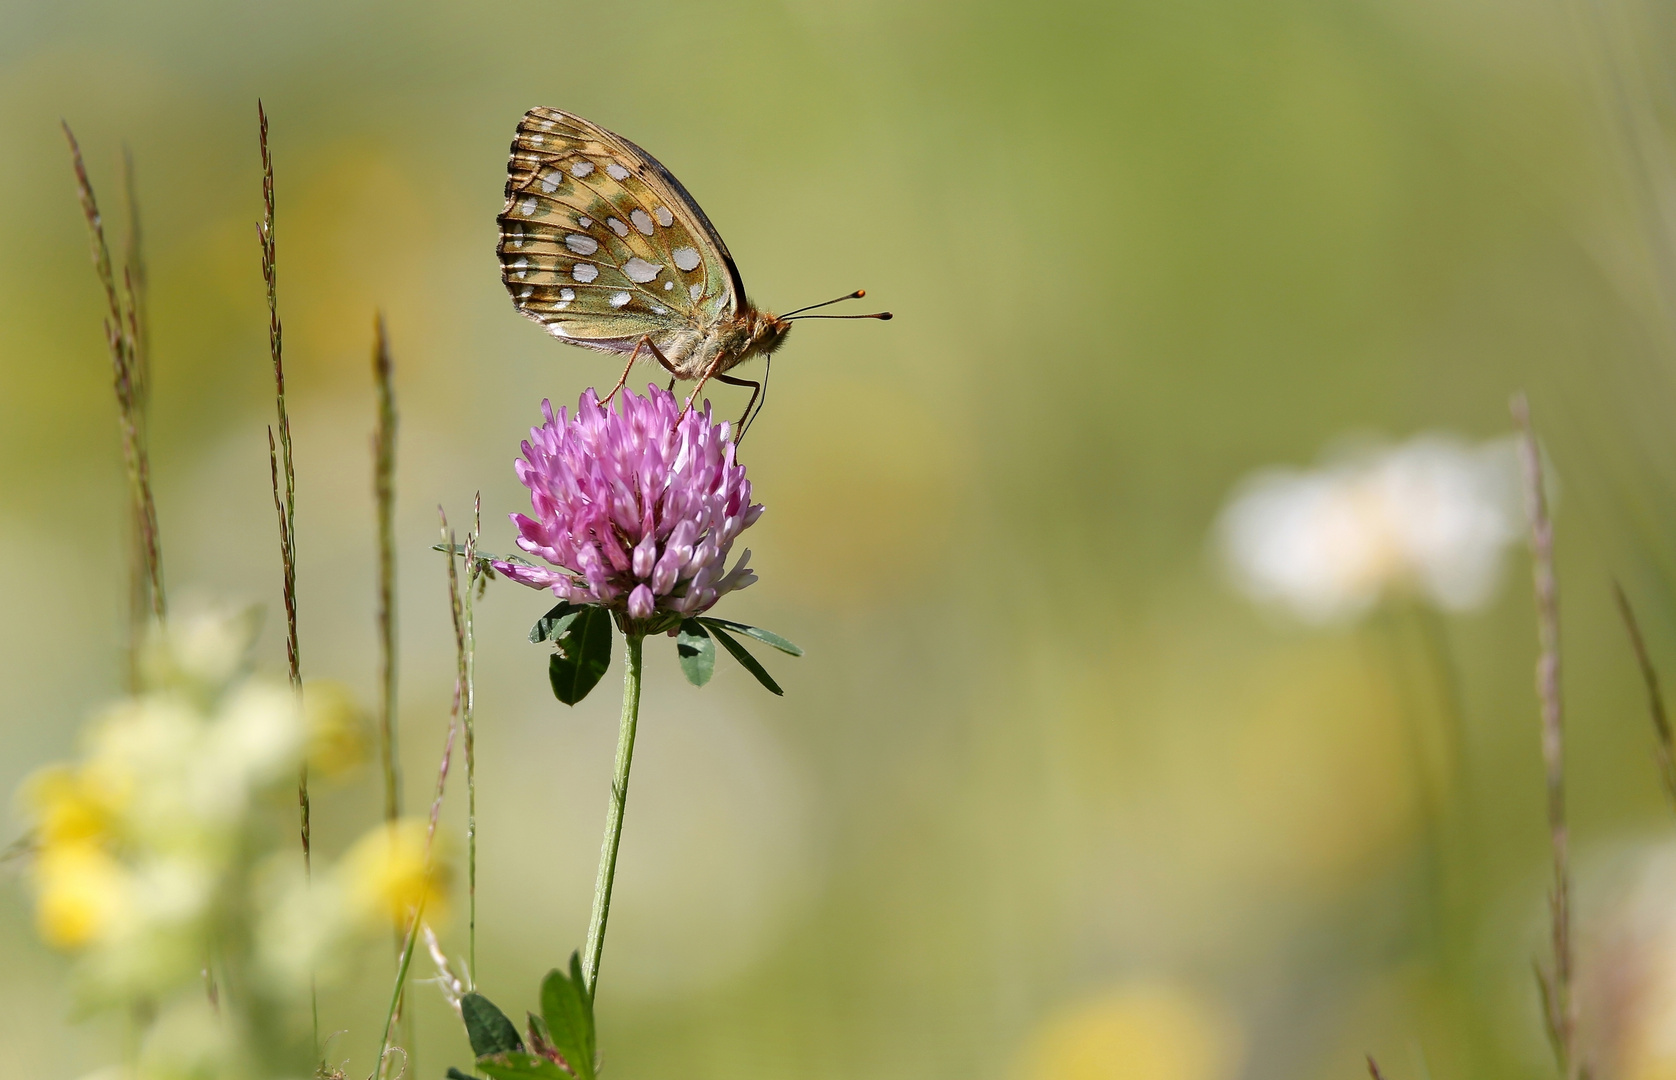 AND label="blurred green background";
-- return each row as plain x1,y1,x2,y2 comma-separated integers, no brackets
7,1,1676,1077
